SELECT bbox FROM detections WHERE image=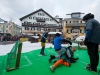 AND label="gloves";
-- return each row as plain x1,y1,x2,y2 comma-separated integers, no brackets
62,39,72,45
68,41,72,45
84,38,89,46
